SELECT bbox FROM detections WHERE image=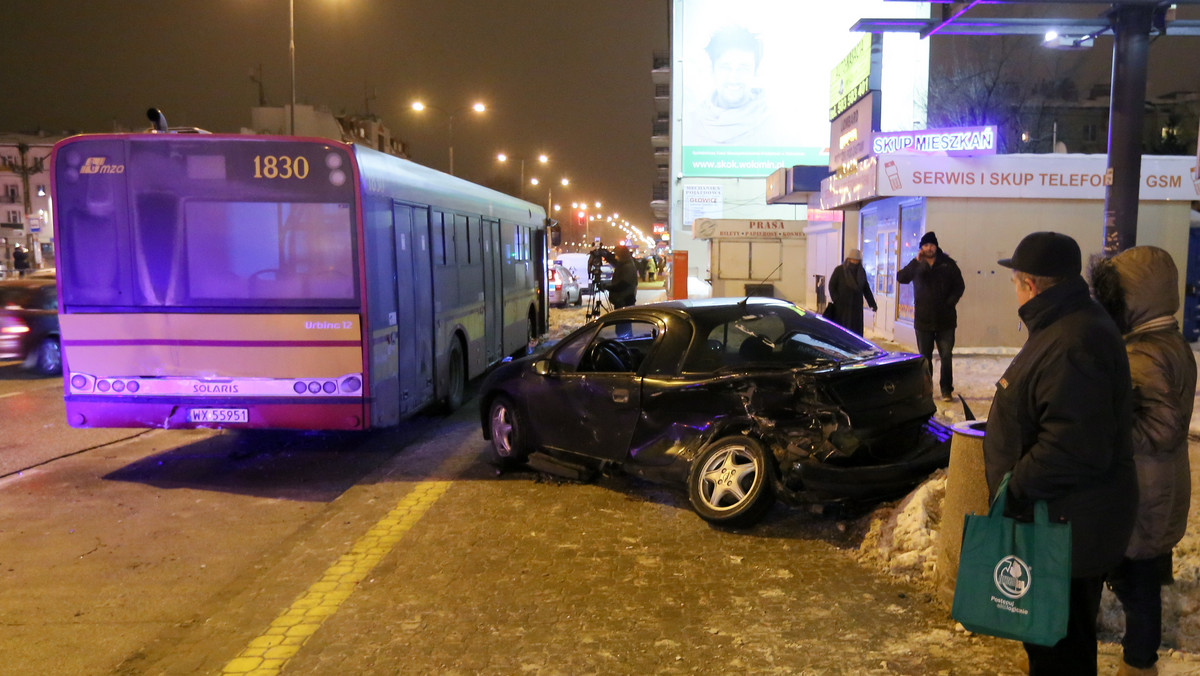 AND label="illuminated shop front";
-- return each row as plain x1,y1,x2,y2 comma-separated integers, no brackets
818,147,1197,350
